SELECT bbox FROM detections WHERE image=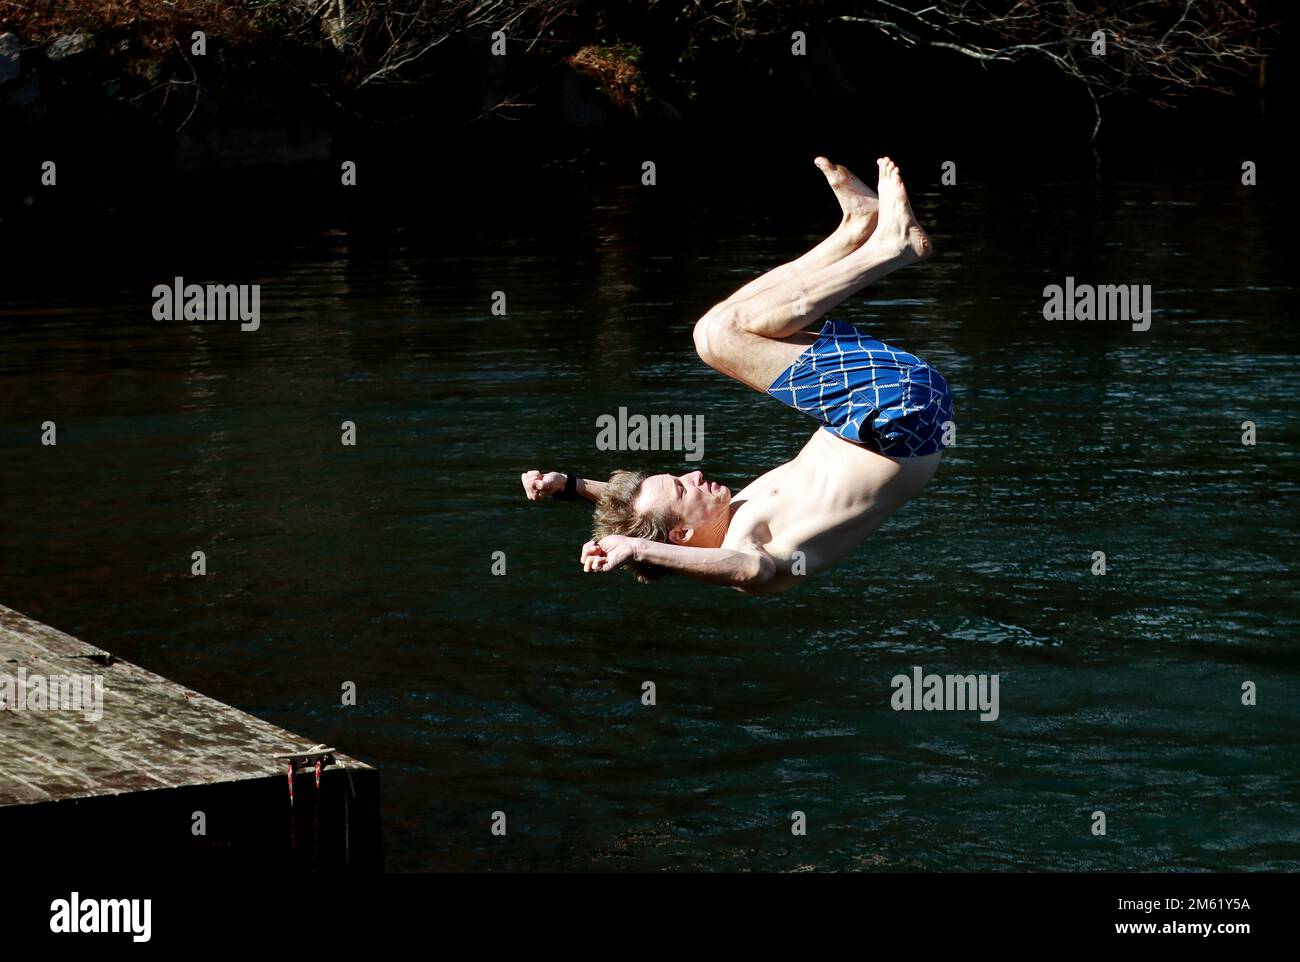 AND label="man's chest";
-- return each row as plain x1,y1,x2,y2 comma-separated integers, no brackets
723,452,891,553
